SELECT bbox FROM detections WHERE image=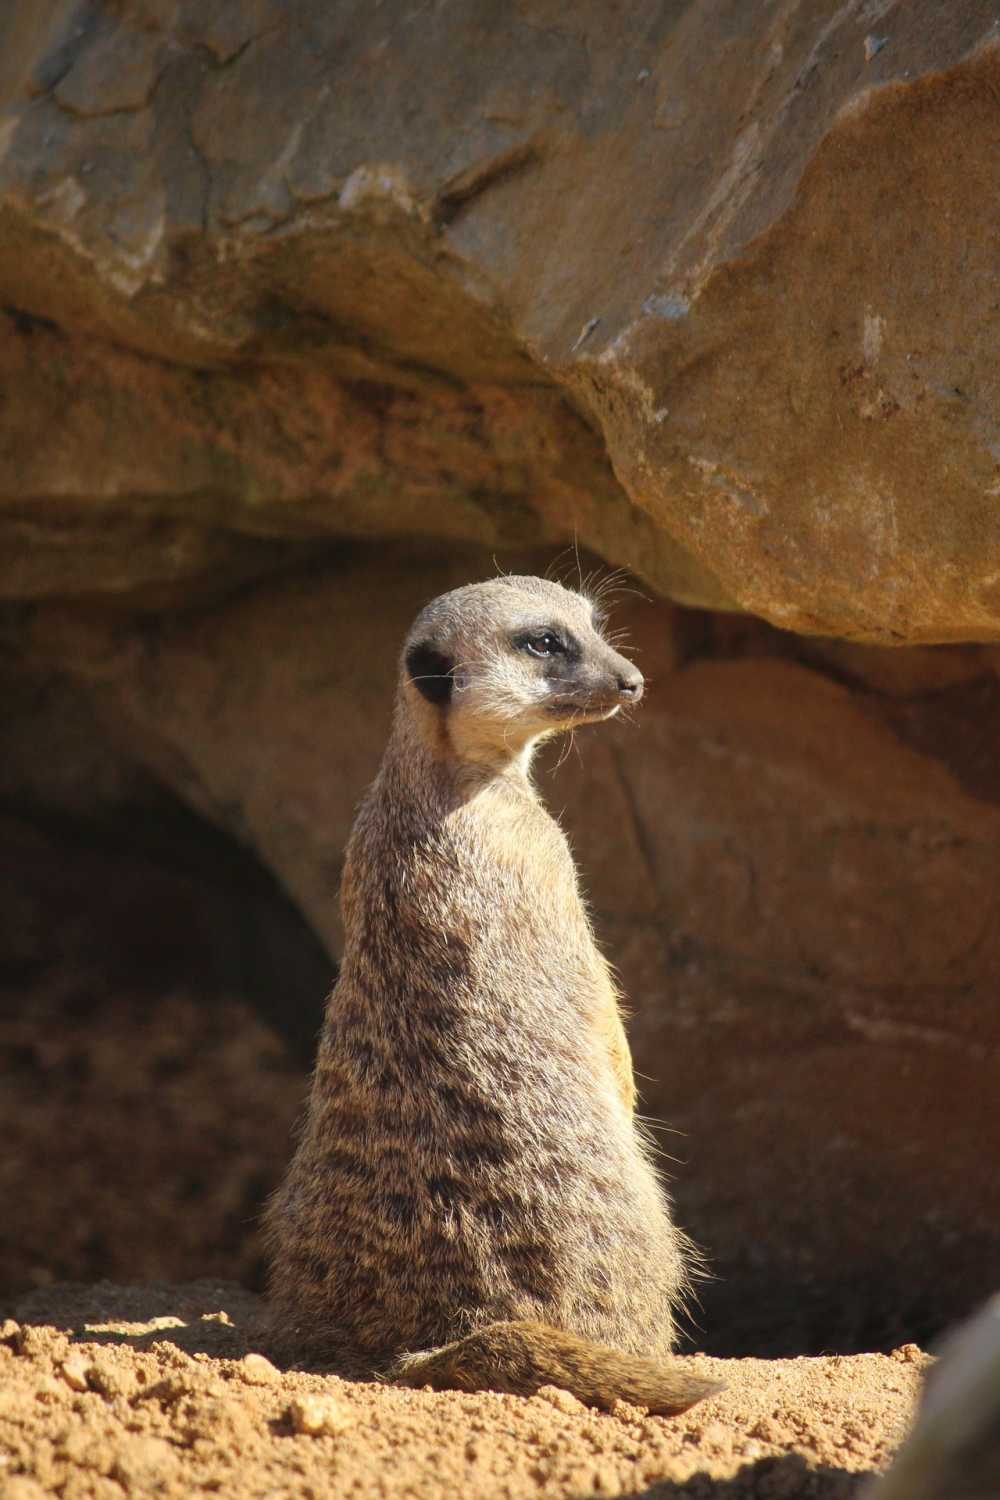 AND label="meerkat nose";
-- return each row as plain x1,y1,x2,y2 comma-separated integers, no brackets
617,671,644,702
